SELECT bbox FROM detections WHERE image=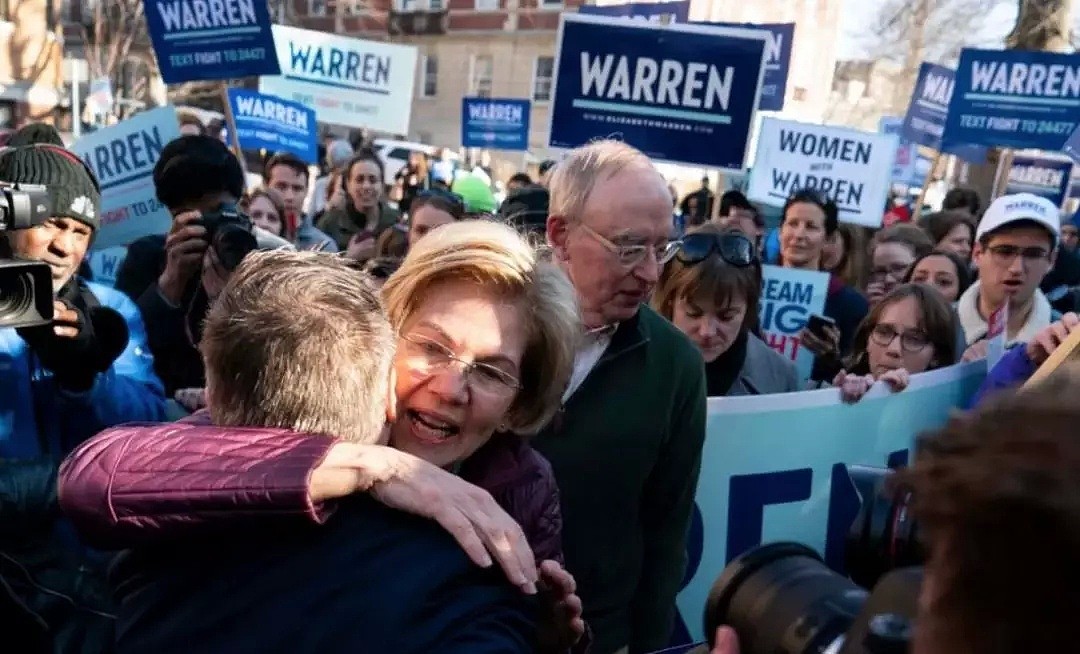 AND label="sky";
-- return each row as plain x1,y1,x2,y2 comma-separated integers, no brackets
836,0,1024,60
